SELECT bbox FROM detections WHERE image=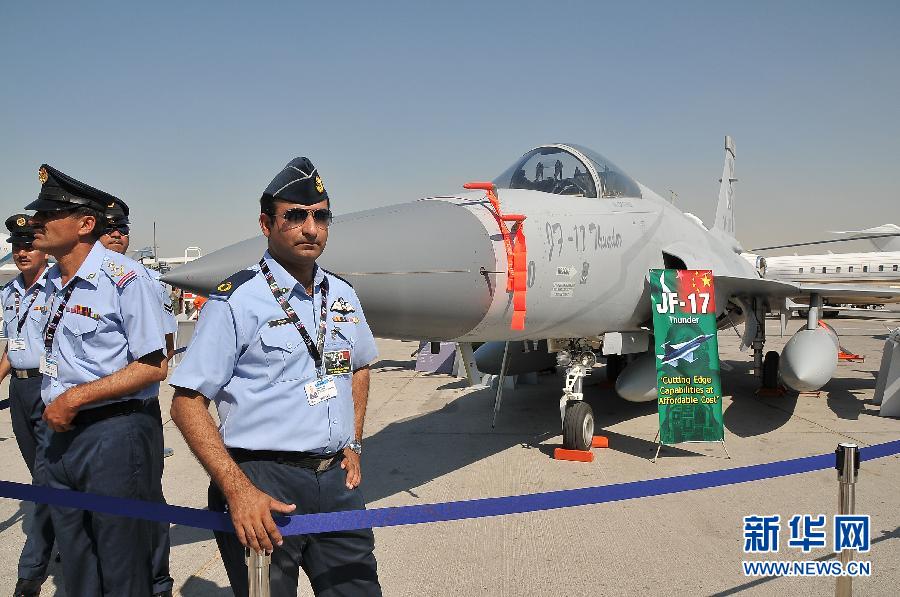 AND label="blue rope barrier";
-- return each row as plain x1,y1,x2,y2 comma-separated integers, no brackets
0,440,898,536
